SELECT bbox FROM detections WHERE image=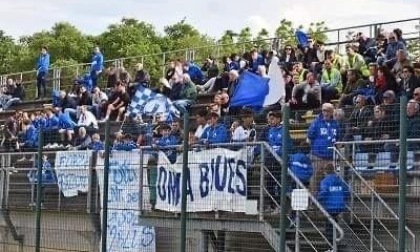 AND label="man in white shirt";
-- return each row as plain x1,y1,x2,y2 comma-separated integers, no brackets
194,109,209,141
77,105,98,134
